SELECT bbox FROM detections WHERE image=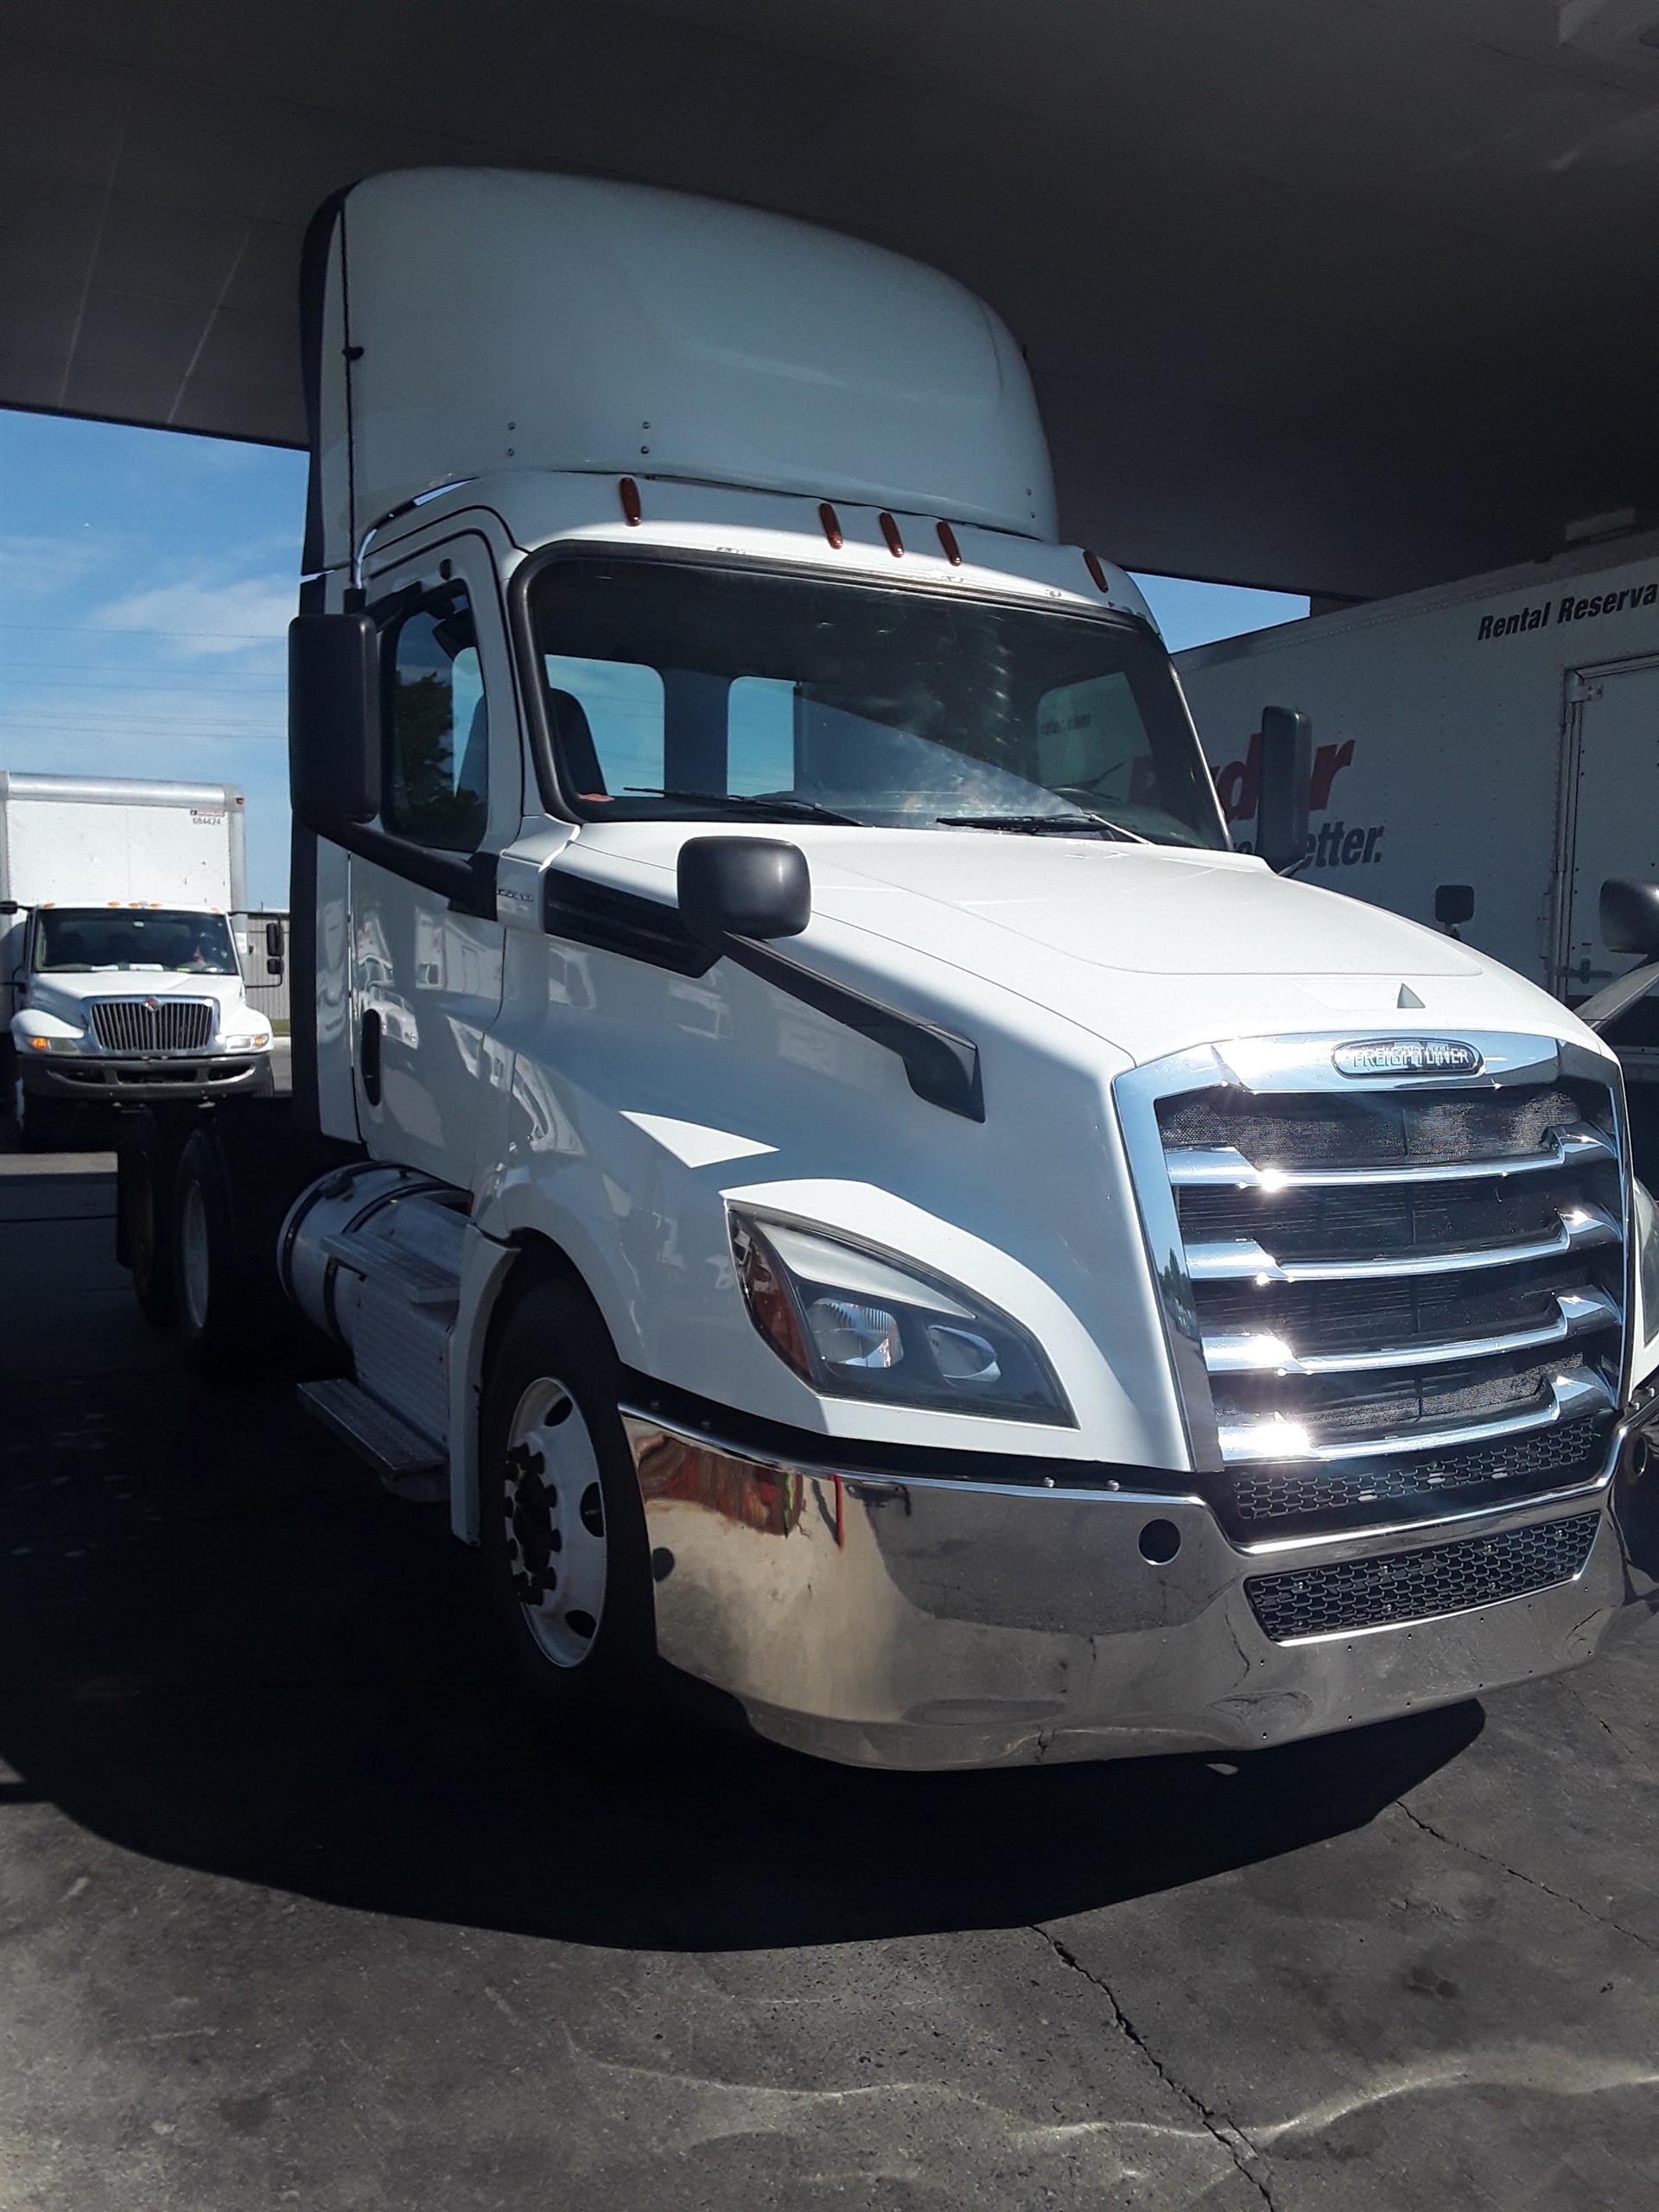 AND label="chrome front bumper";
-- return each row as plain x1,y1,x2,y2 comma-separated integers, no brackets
22,1054,271,1103
625,1410,1659,1770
